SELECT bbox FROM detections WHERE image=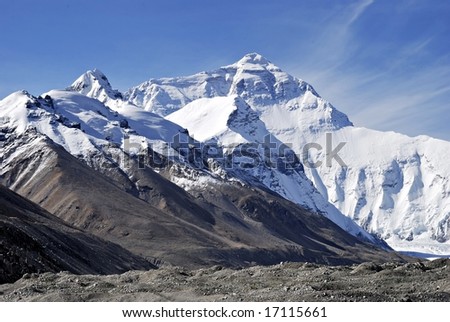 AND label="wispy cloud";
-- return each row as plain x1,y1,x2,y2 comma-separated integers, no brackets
348,64,450,138
288,0,376,75
285,0,450,141
348,0,375,25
